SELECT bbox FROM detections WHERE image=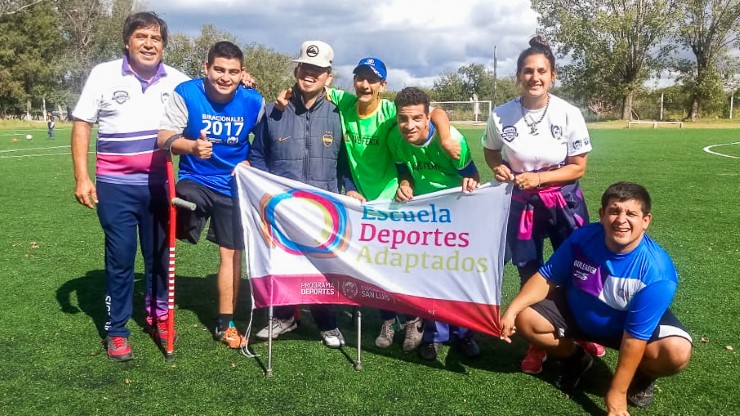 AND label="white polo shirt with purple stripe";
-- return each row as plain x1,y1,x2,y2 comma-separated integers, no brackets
73,57,190,185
